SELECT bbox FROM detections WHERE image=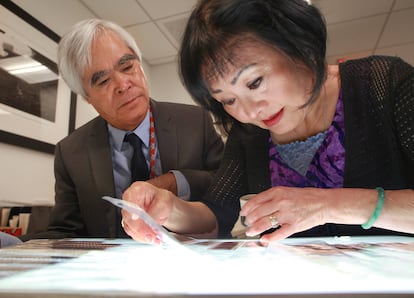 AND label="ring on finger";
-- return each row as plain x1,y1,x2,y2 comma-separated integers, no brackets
121,219,125,228
269,215,279,228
